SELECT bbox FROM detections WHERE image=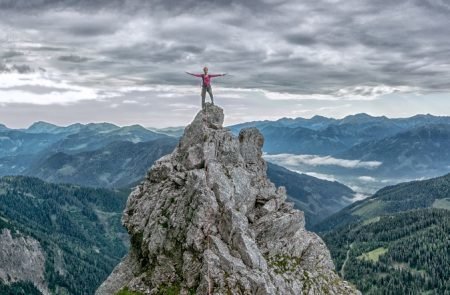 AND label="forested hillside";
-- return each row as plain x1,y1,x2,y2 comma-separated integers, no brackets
316,174,450,294
26,138,177,188
266,162,355,227
0,176,128,294
323,209,450,294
